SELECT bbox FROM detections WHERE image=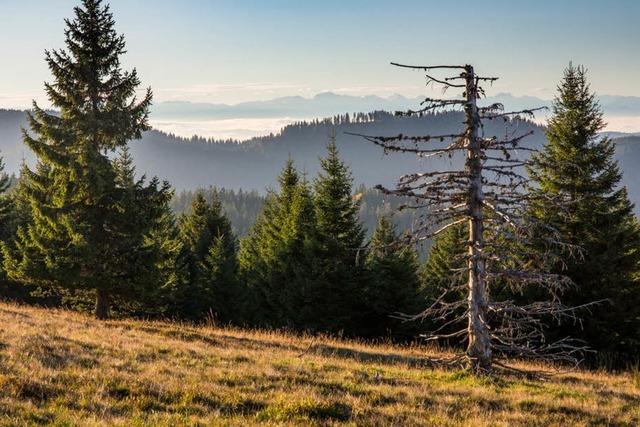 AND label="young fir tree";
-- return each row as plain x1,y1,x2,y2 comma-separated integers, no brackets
179,192,238,322
274,175,319,328
528,64,640,360
416,223,469,341
360,216,421,337
145,200,189,318
2,0,156,319
0,157,17,299
110,147,173,317
419,223,468,302
312,136,366,333
239,159,319,328
0,158,12,239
